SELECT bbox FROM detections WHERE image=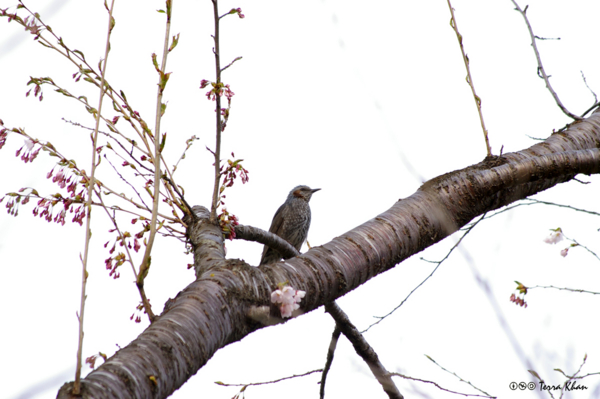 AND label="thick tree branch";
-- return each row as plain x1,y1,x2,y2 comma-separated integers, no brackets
325,302,403,399
183,206,301,267
234,224,300,261
57,110,600,399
